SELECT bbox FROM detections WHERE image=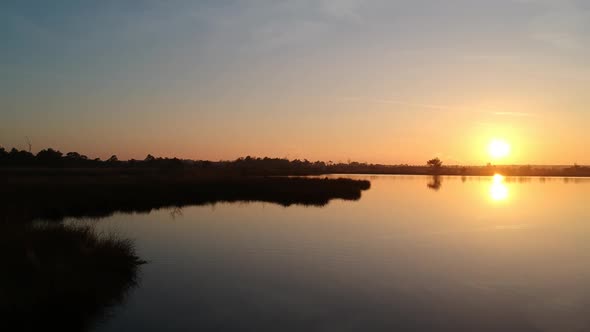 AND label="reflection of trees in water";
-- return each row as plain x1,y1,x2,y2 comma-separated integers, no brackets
563,177,588,184
169,206,184,219
425,175,590,186
502,176,590,184
1,223,144,331
427,175,442,191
